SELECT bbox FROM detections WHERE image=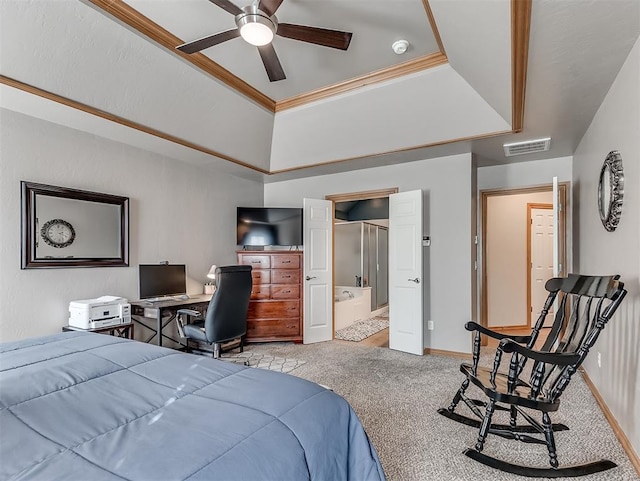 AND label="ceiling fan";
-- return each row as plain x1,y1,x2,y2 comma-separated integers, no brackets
176,0,353,82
